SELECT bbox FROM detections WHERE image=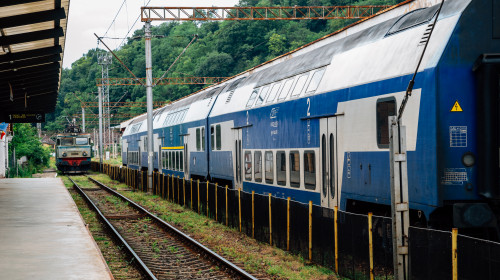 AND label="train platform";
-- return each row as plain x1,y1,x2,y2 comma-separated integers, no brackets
0,178,113,280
